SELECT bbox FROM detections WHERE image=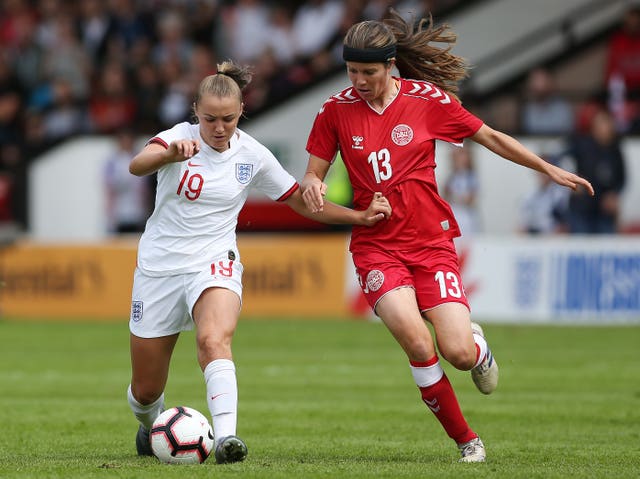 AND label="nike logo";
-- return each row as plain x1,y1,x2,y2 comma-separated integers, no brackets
188,160,202,167
423,397,441,413
210,393,228,401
